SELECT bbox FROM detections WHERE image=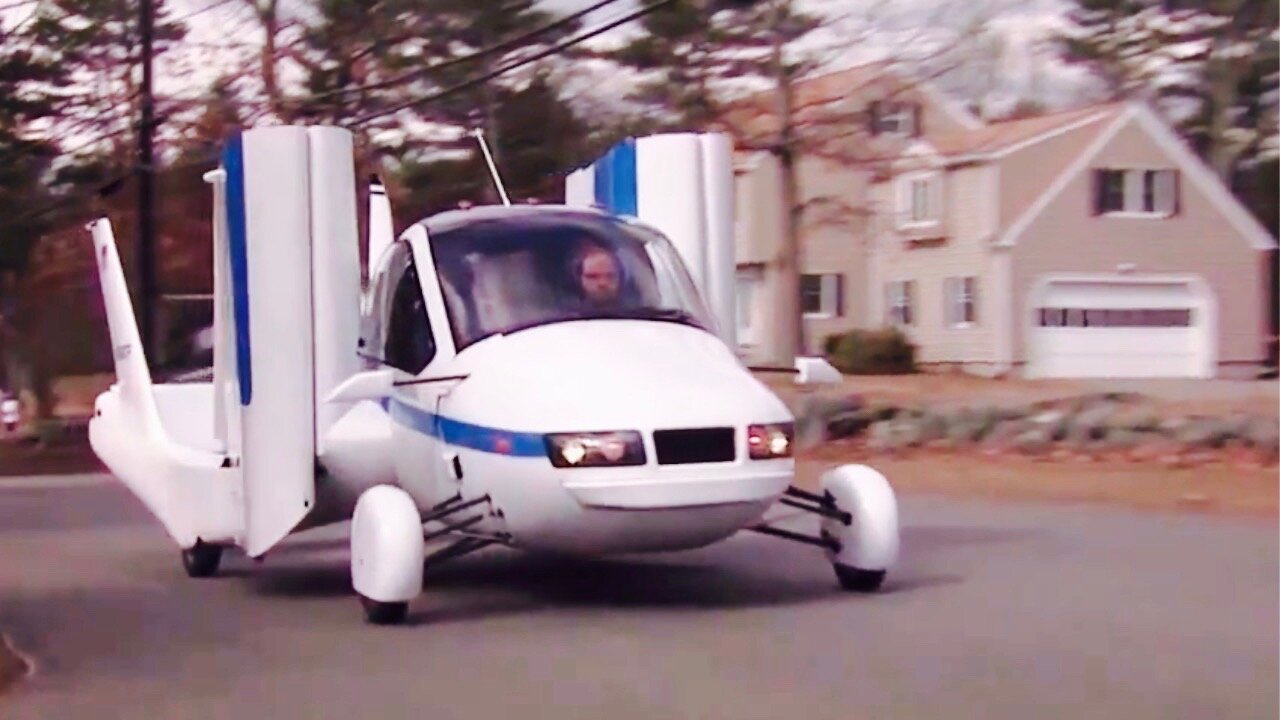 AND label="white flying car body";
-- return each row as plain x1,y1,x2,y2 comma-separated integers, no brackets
86,126,899,624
